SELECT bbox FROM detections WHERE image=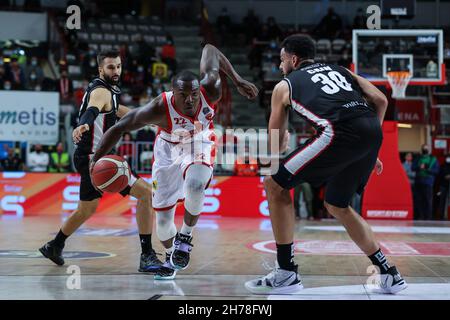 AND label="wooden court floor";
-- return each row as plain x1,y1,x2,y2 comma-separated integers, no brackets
1,215,450,300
